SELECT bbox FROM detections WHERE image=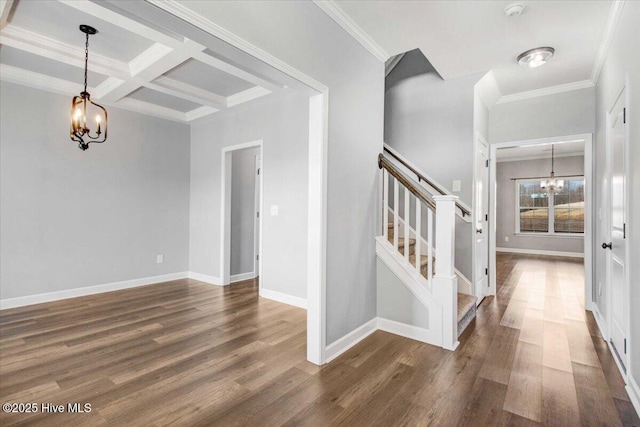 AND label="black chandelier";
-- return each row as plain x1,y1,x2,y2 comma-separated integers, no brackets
70,24,107,151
